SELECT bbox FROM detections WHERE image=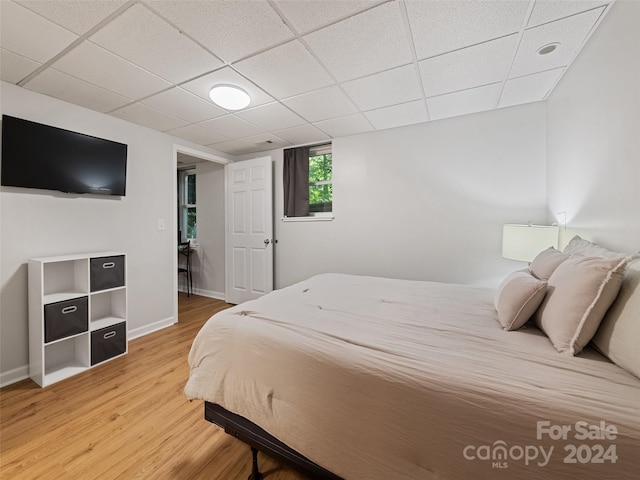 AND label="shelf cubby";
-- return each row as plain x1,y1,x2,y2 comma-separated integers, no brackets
90,288,127,331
